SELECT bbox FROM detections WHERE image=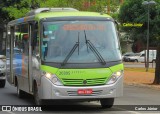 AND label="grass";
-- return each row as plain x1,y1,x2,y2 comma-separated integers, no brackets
124,67,155,73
